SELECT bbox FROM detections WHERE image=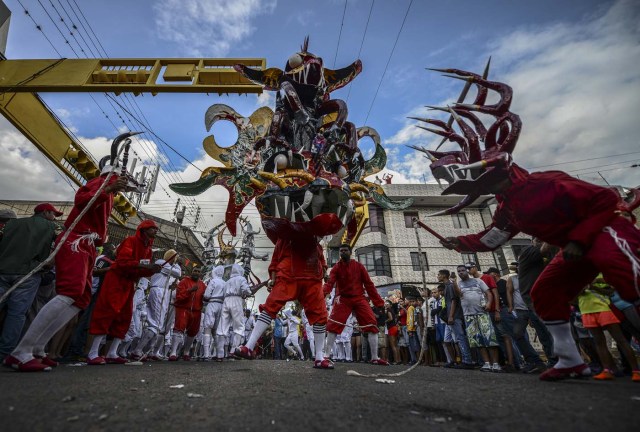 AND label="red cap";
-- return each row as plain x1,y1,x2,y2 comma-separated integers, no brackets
138,219,158,230
34,203,63,216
